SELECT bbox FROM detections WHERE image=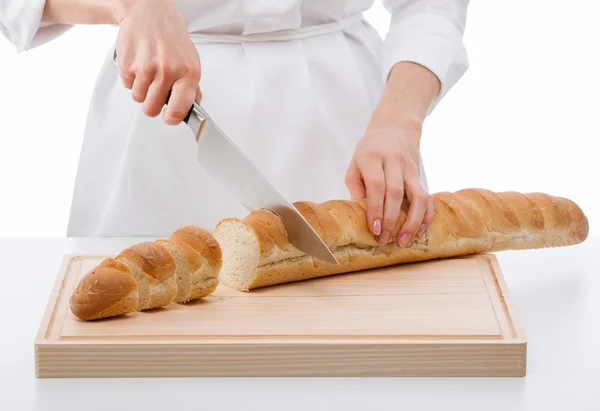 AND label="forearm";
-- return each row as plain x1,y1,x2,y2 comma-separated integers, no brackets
41,0,132,24
369,62,440,141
